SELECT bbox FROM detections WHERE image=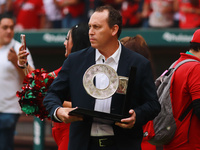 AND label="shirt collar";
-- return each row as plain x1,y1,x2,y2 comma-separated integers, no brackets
95,41,121,63
186,51,195,56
